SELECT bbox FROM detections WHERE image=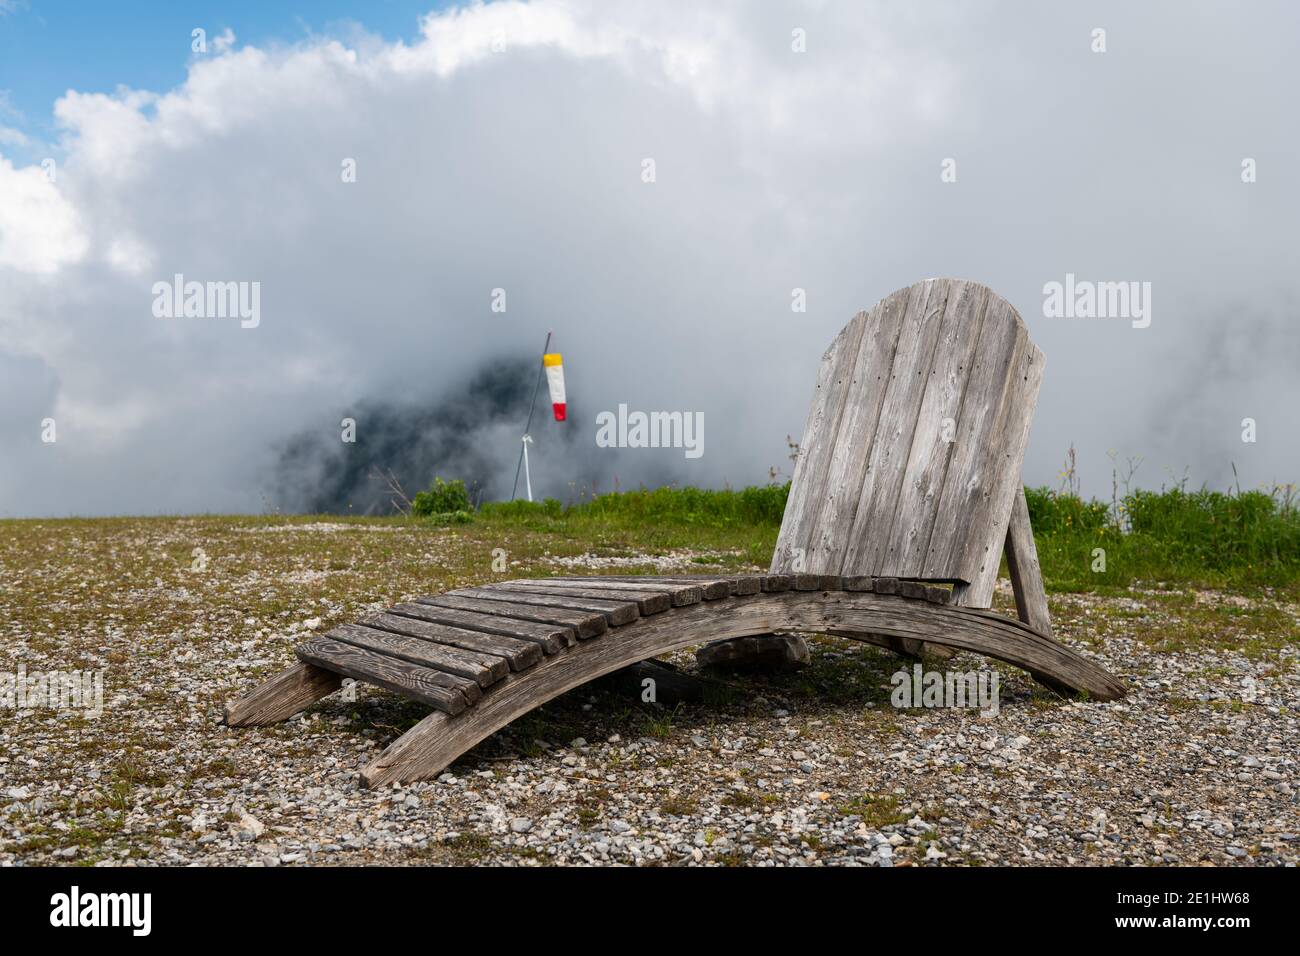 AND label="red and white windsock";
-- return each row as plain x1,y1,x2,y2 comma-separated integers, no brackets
543,353,566,421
